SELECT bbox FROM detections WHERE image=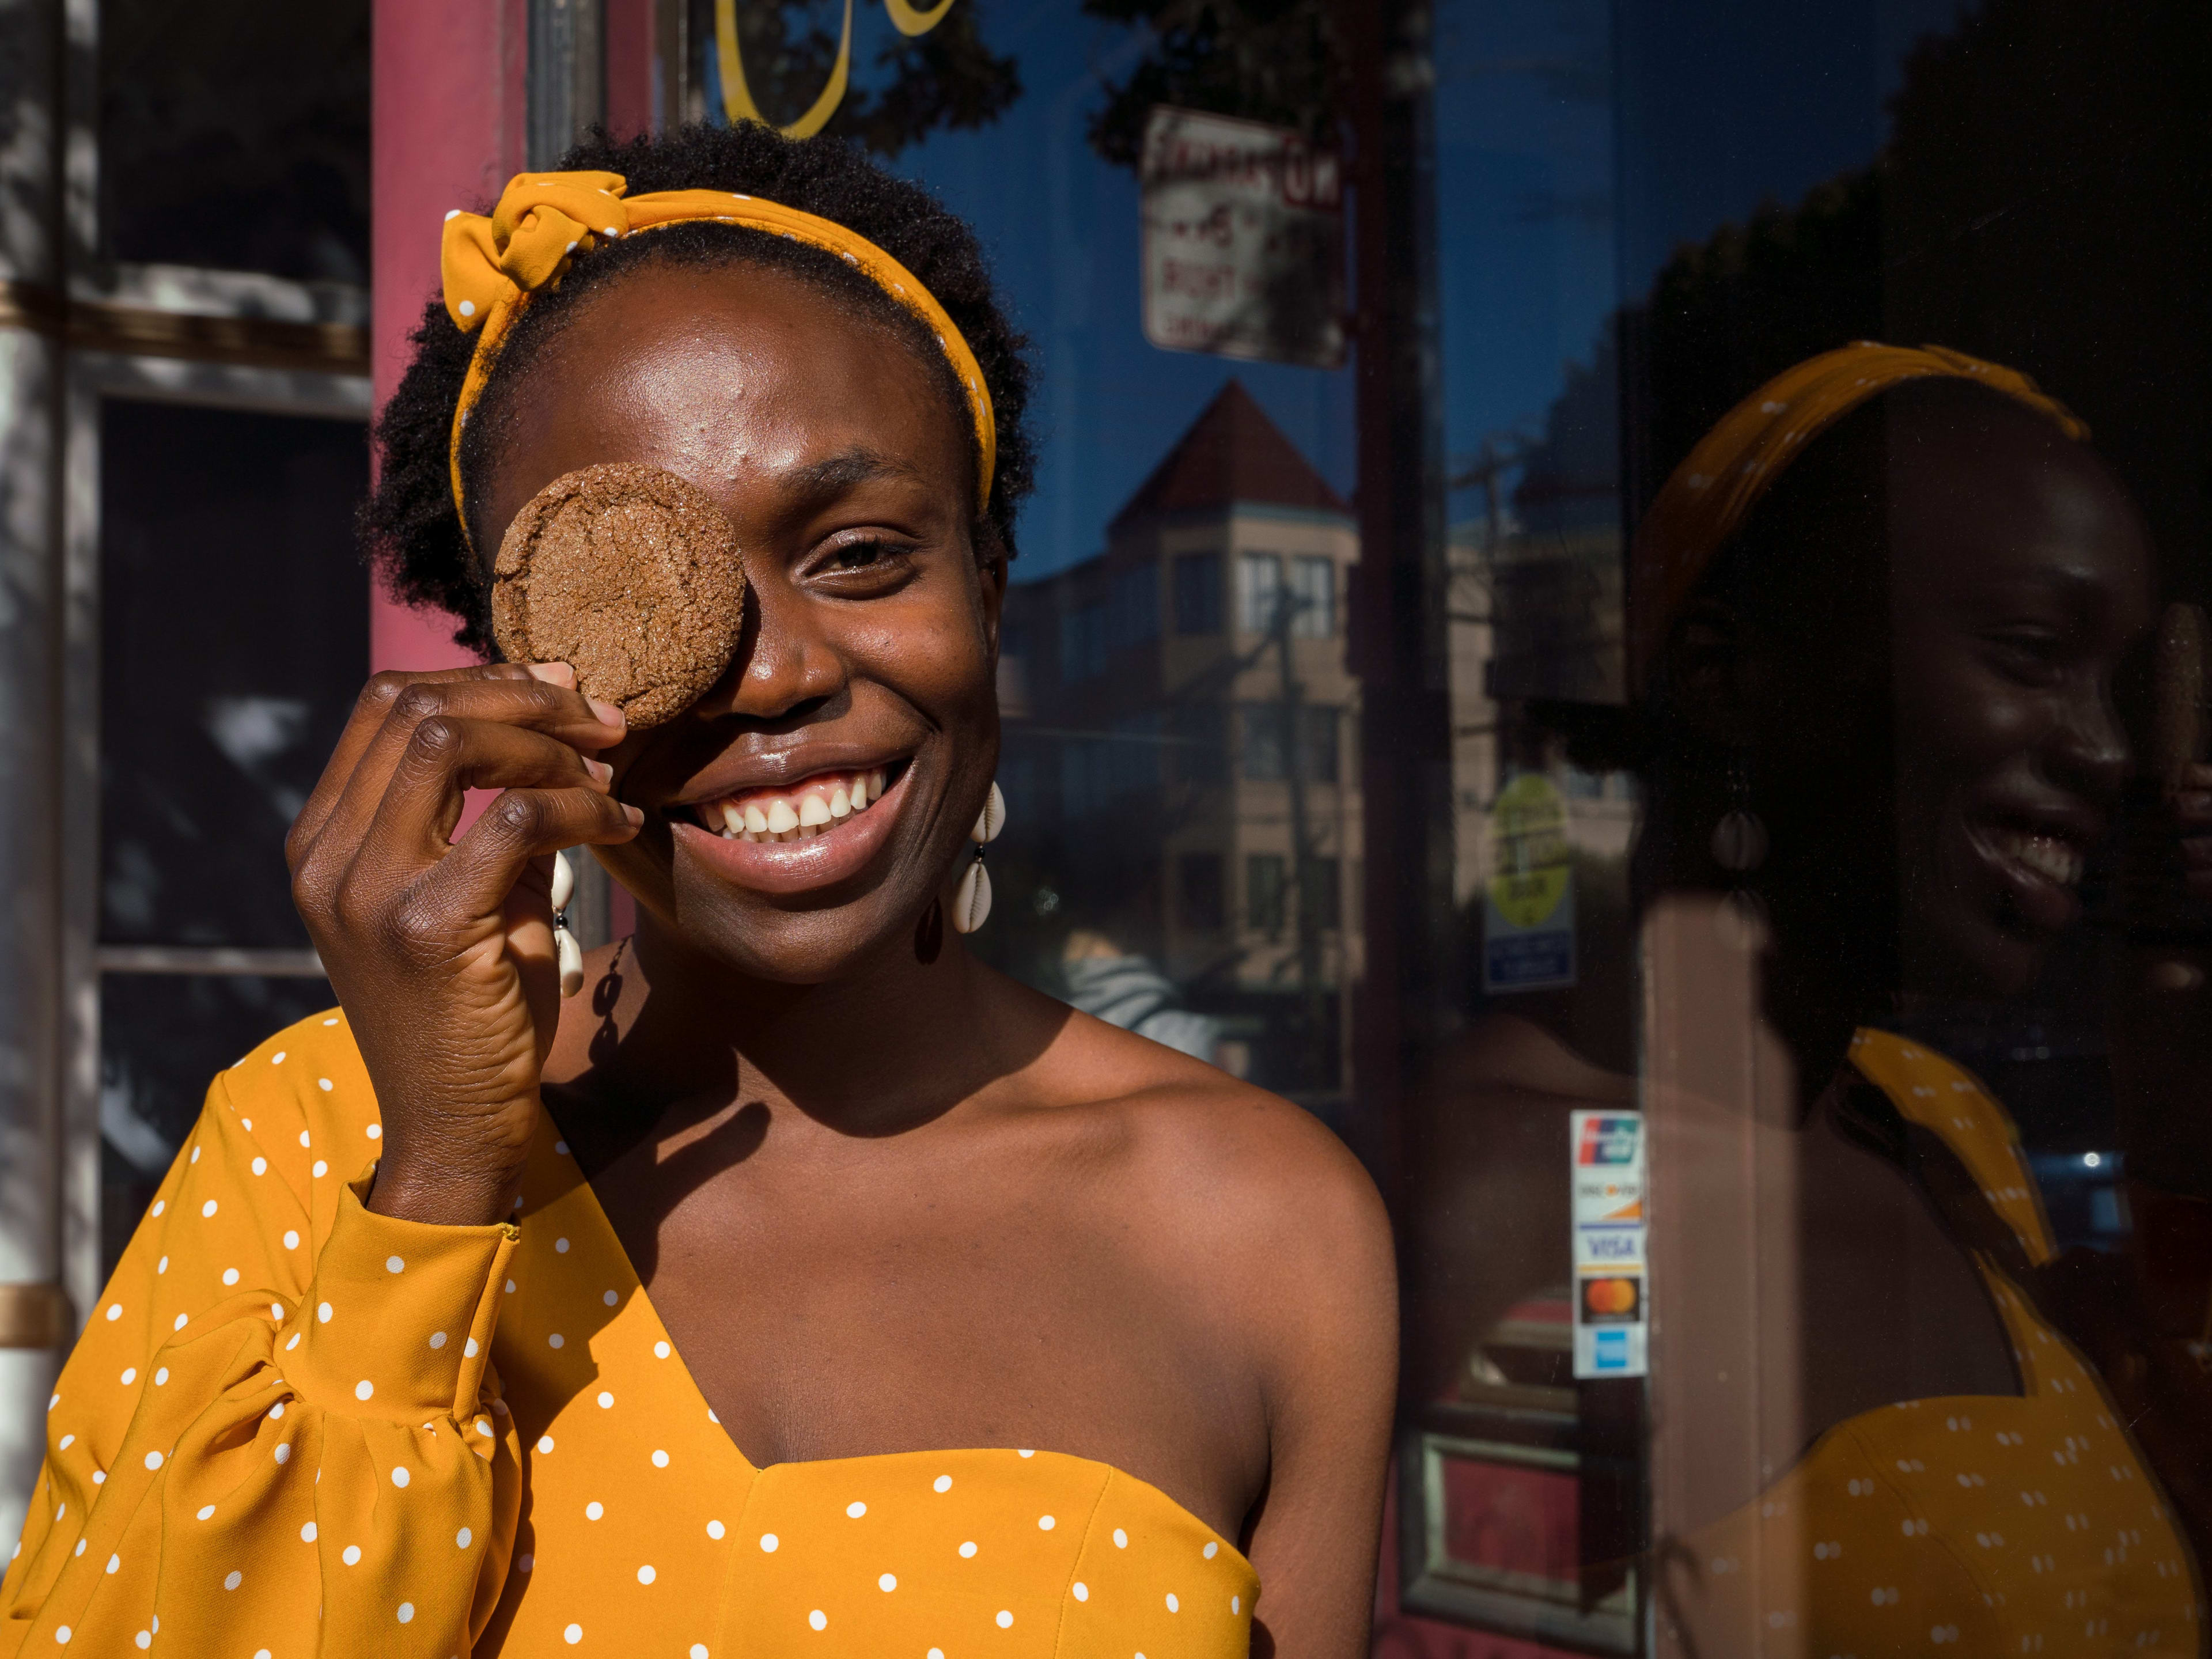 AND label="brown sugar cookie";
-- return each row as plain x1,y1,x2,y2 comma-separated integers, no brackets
491,463,747,729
